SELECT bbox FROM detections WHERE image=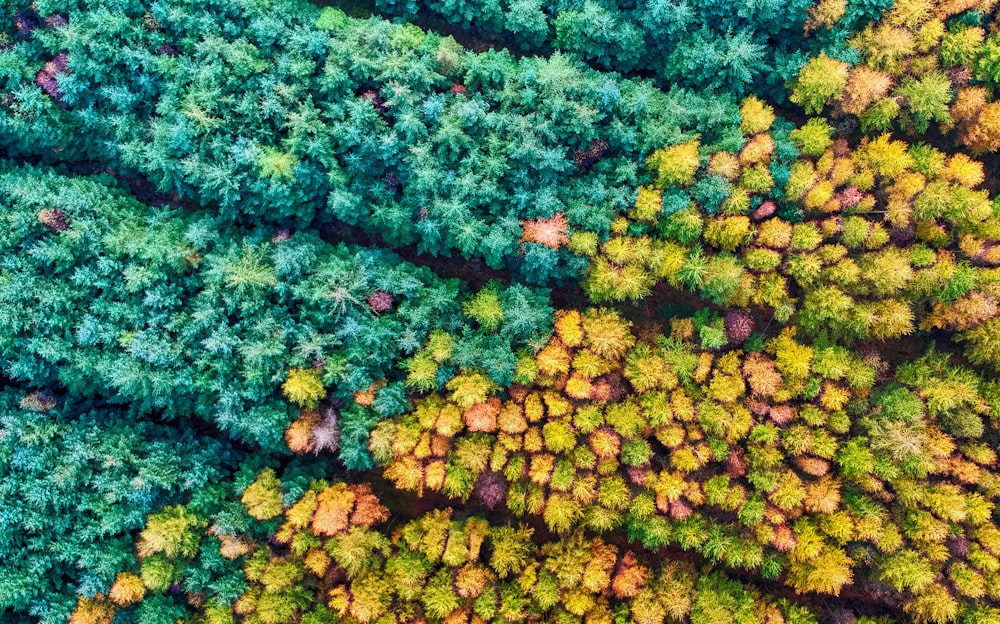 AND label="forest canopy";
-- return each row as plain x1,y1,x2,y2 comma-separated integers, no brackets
3,0,1000,623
